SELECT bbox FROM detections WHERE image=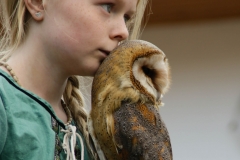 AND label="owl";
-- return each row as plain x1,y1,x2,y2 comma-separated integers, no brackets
88,40,172,160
